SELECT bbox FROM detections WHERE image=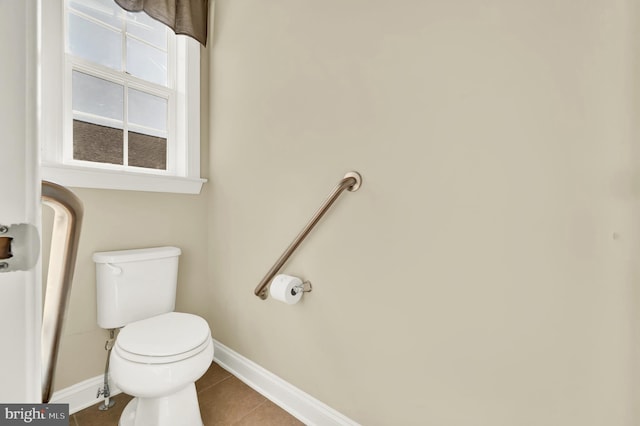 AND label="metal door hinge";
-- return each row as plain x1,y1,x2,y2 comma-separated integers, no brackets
0,223,39,272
